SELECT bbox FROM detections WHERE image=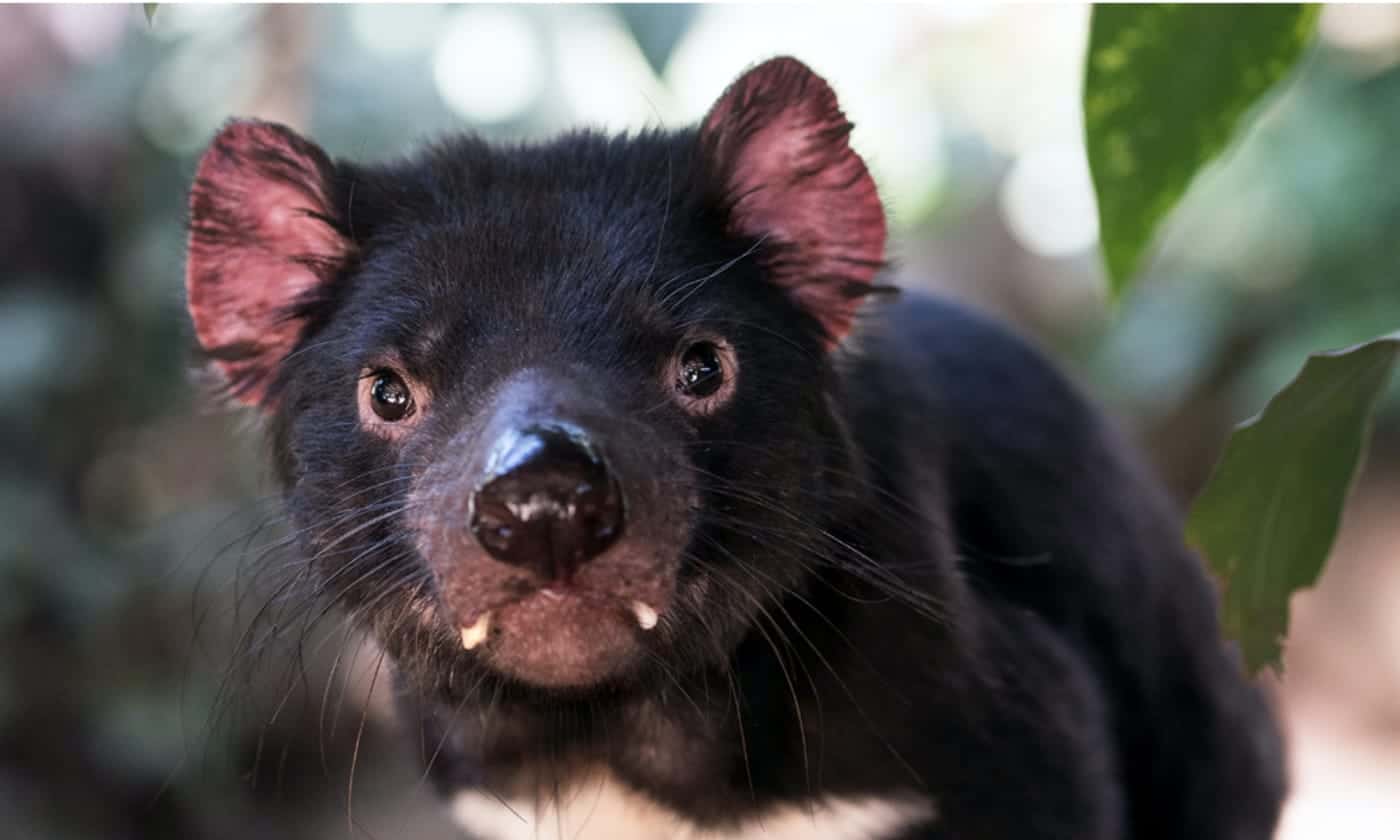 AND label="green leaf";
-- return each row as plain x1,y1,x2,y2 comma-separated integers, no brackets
143,4,158,25
1187,335,1400,674
1084,4,1319,296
